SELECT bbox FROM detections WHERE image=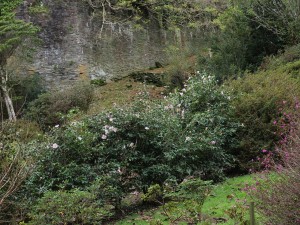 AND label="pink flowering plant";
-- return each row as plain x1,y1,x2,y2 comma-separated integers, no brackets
227,70,300,172
248,105,300,225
